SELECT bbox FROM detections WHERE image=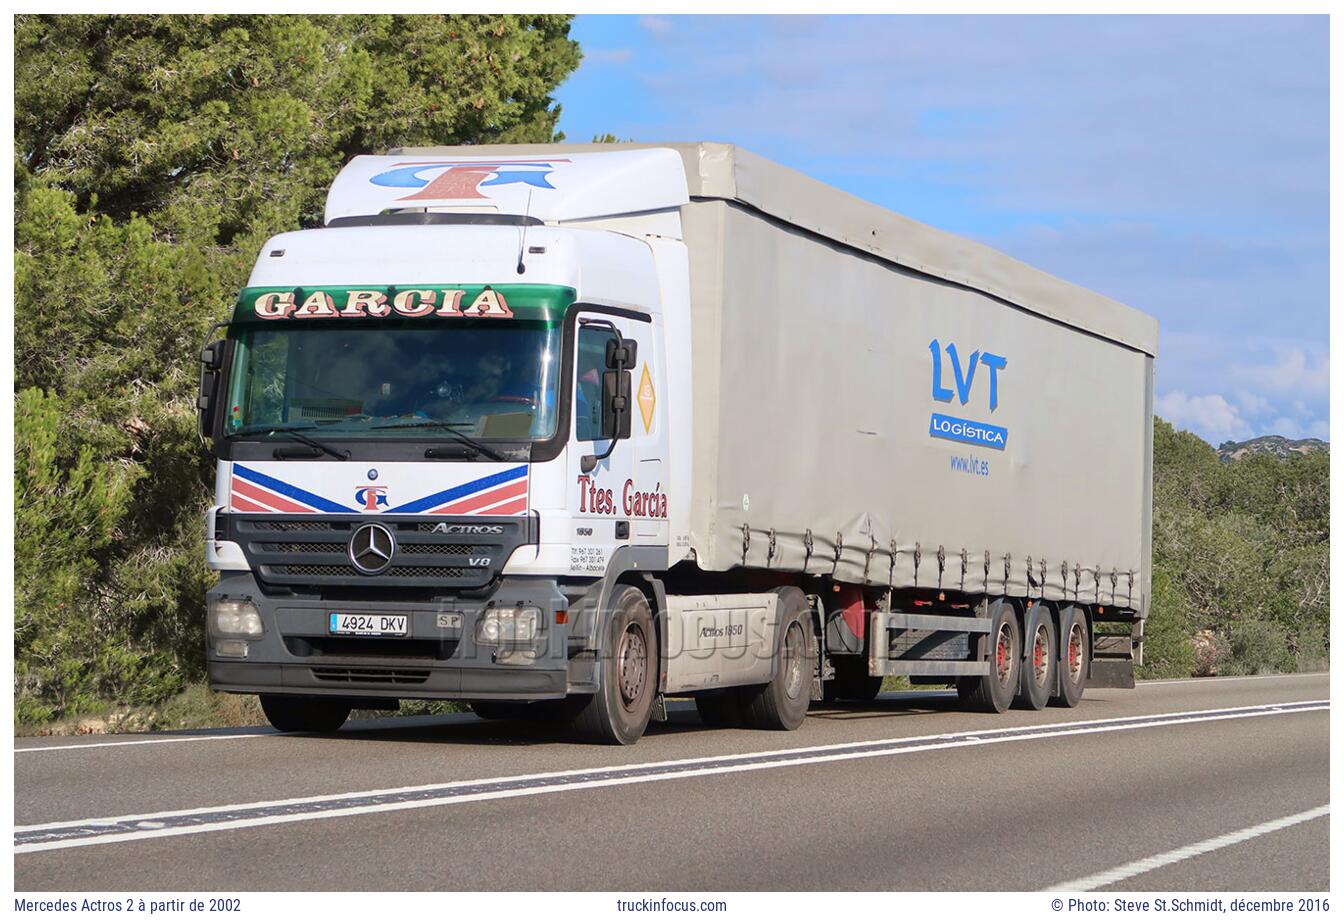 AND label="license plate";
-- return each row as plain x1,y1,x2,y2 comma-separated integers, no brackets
328,613,408,637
